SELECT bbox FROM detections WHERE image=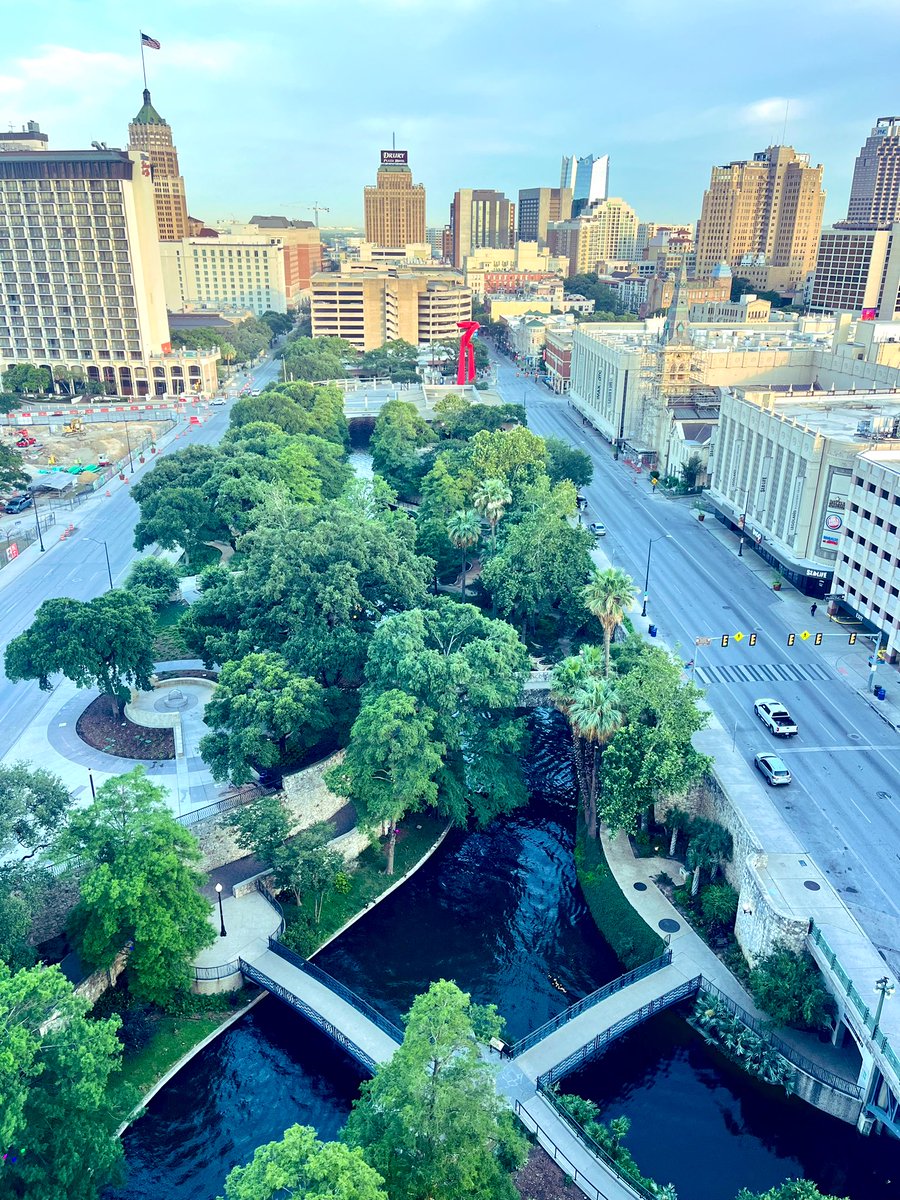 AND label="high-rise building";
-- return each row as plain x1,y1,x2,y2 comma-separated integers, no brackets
809,225,900,317
450,189,516,268
364,150,426,249
127,89,189,241
844,117,900,229
560,154,609,217
426,227,445,258
517,187,573,244
695,145,825,294
248,216,322,303
160,233,288,315
0,146,218,396
547,197,638,275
